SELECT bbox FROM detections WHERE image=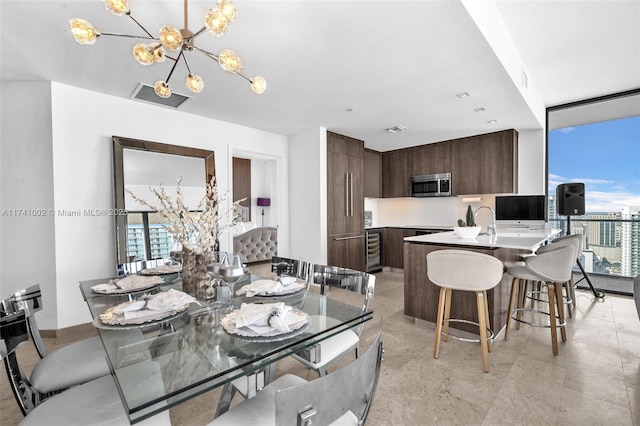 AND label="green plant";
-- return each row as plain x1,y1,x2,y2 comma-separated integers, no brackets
466,205,476,227
458,205,477,227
